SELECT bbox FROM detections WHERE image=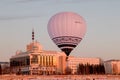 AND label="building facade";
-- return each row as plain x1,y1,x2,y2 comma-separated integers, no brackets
67,56,102,74
10,40,103,75
10,30,104,75
0,62,10,74
104,60,120,75
10,41,66,75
